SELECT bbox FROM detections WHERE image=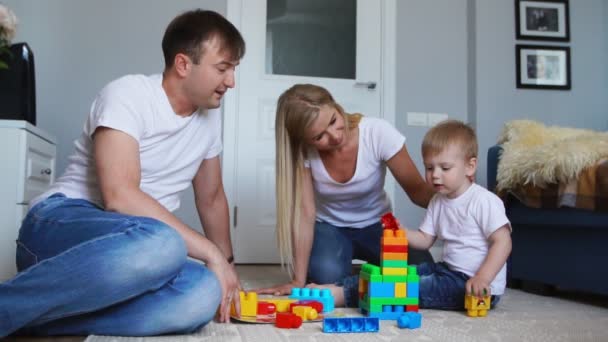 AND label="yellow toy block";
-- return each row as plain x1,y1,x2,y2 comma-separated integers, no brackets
382,252,408,260
230,291,258,317
464,294,491,317
395,283,407,298
292,305,319,321
263,298,297,313
382,267,408,276
381,229,408,246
